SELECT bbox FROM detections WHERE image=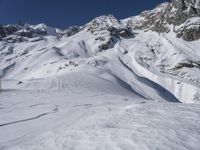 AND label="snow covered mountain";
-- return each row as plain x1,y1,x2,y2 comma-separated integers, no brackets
1,0,200,150
1,0,200,104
